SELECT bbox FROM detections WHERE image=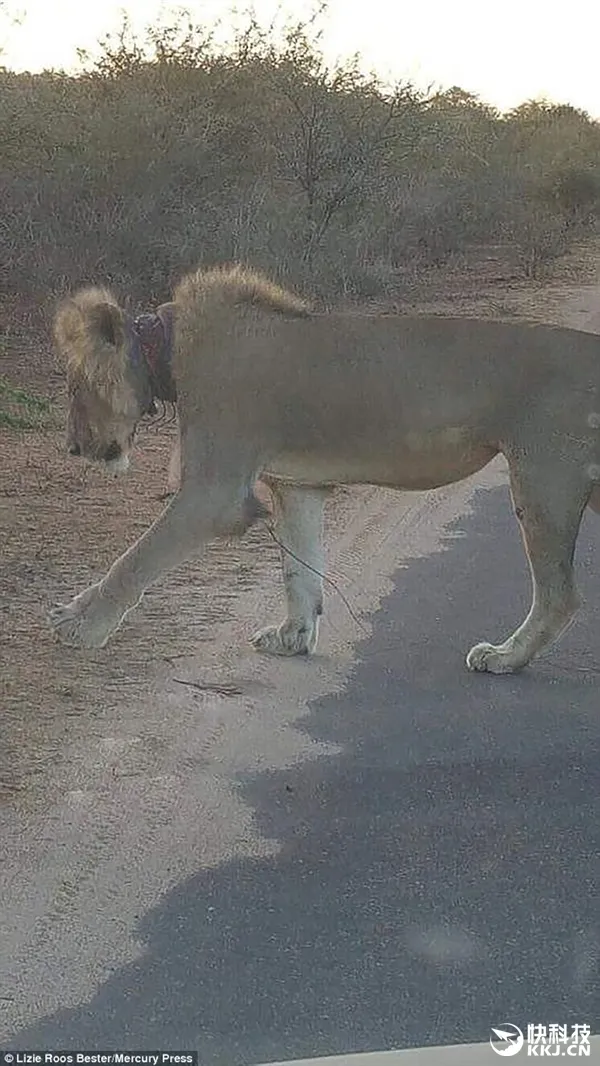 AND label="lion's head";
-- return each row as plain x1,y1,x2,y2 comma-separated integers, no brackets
54,287,159,475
